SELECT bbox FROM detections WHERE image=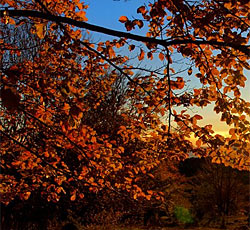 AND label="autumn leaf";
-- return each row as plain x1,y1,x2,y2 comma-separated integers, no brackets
159,52,165,61
135,20,143,28
119,16,128,23
194,114,203,120
79,193,84,199
34,22,47,39
125,21,134,31
138,48,145,61
76,11,88,21
196,139,202,148
1,0,250,208
22,192,31,200
188,67,192,75
70,193,76,201
137,6,146,14
211,68,219,75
